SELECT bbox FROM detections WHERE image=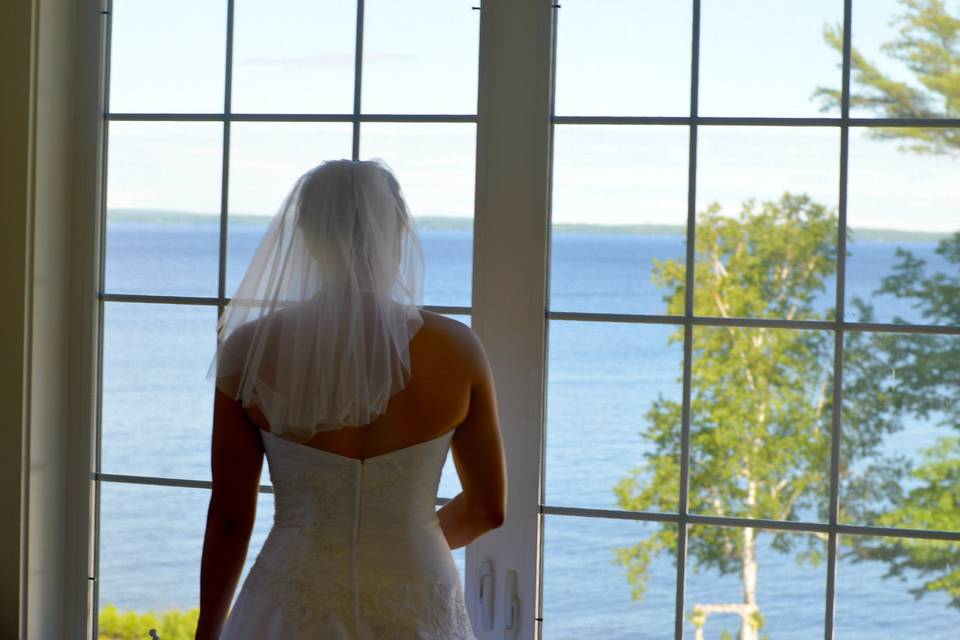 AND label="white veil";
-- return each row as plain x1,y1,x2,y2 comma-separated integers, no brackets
207,158,425,439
